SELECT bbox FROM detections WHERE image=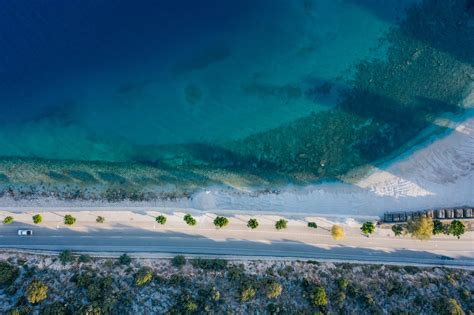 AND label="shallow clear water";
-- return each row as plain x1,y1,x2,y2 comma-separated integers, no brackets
0,0,472,192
